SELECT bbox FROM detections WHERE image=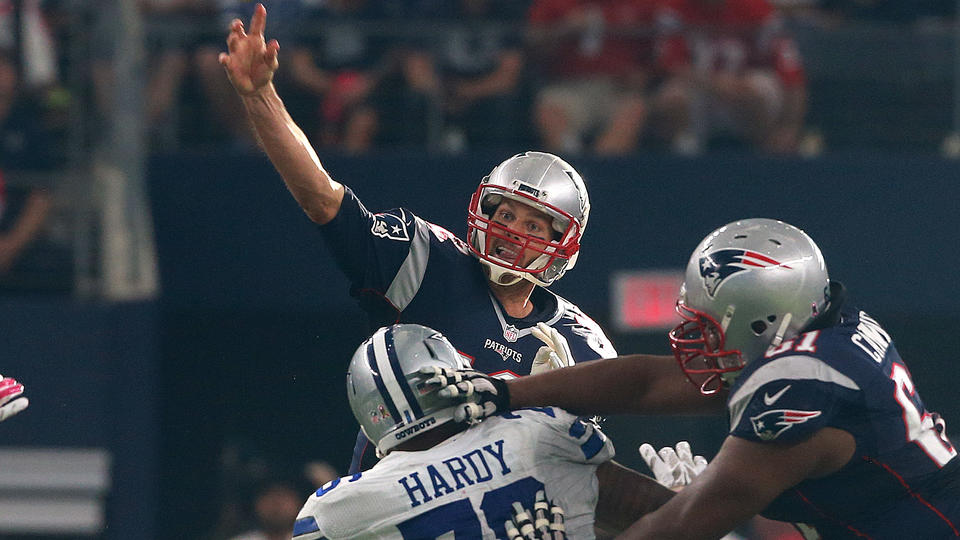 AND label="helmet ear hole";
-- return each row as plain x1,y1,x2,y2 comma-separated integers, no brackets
751,315,779,335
